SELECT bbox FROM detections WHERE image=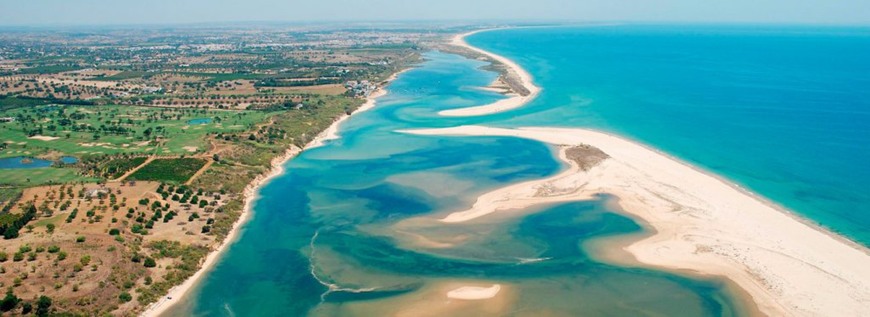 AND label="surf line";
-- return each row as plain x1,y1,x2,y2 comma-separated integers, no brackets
307,229,378,302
